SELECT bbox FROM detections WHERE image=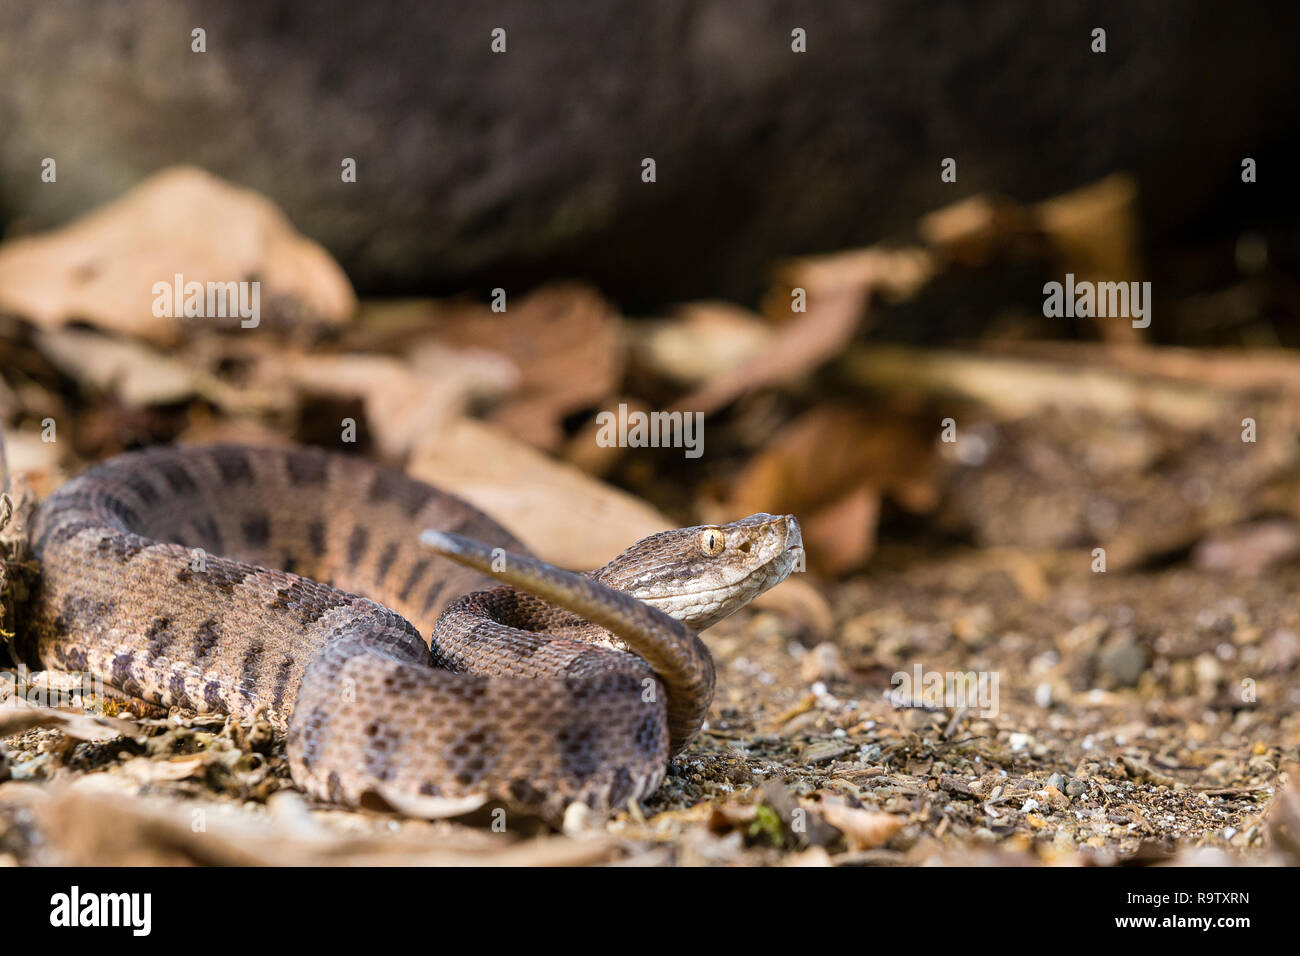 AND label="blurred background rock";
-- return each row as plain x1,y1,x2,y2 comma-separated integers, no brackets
1,0,1295,315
